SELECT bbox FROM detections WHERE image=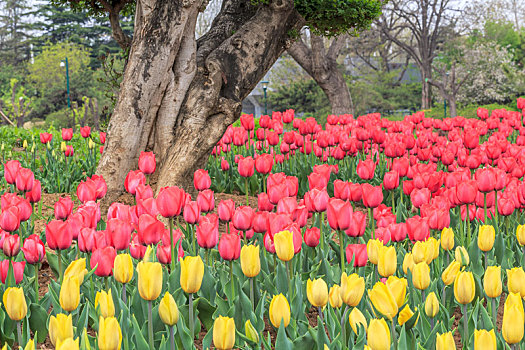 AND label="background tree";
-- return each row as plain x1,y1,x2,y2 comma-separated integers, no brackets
0,0,32,65
51,0,383,200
